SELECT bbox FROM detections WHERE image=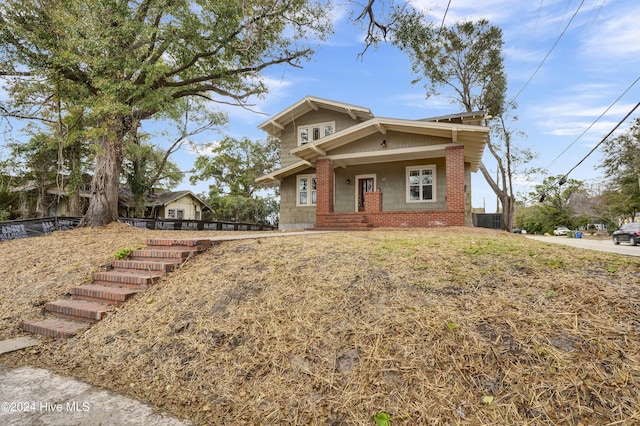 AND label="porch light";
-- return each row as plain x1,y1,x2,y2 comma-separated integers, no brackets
380,140,387,148
346,179,351,184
